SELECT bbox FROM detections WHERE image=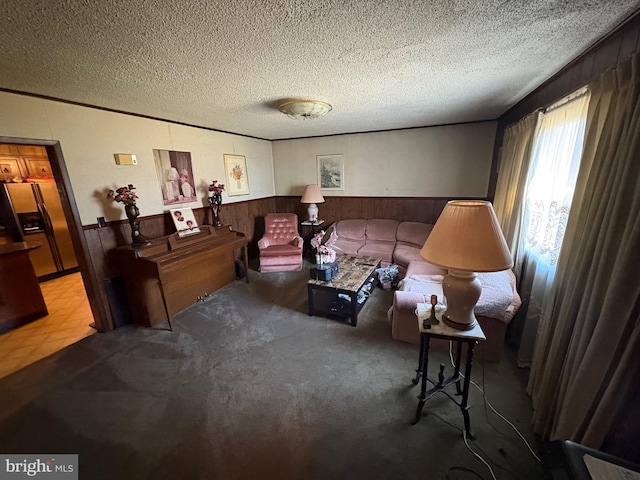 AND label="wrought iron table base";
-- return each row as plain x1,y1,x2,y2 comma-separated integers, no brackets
411,332,478,439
